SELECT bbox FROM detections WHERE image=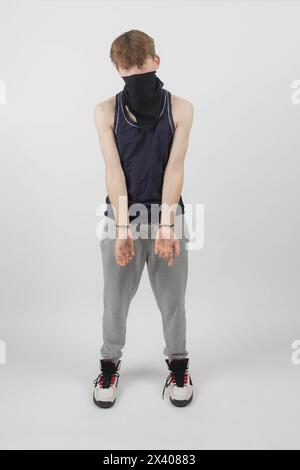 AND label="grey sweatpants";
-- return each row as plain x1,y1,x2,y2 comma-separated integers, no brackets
99,214,190,363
